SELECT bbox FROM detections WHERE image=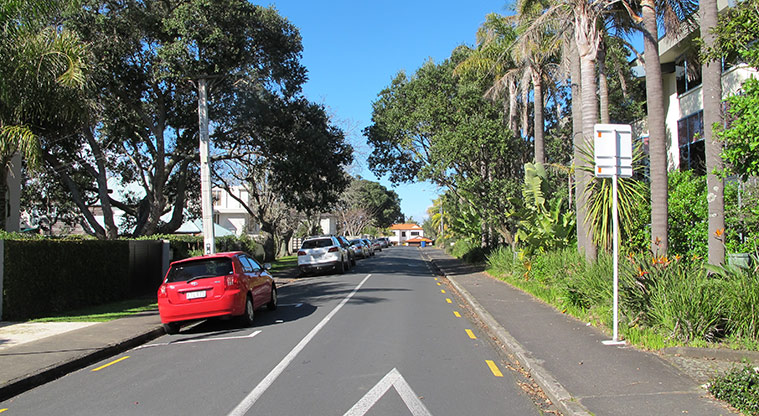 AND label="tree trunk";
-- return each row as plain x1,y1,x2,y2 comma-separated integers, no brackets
642,0,669,256
570,41,586,255
532,70,545,164
84,127,118,239
701,0,725,265
521,70,531,139
575,4,600,262
0,160,7,231
598,41,610,124
509,78,519,133
259,220,277,262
